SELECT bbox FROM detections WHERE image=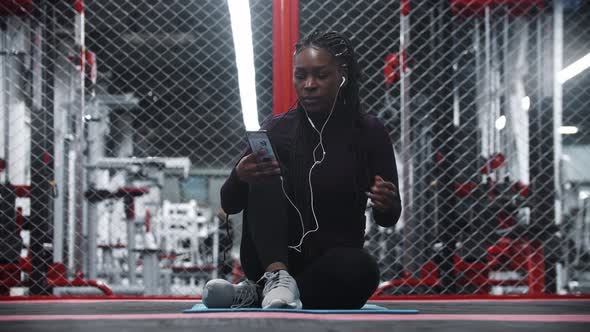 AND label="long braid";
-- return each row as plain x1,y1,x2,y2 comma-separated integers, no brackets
288,108,309,223
294,31,363,118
